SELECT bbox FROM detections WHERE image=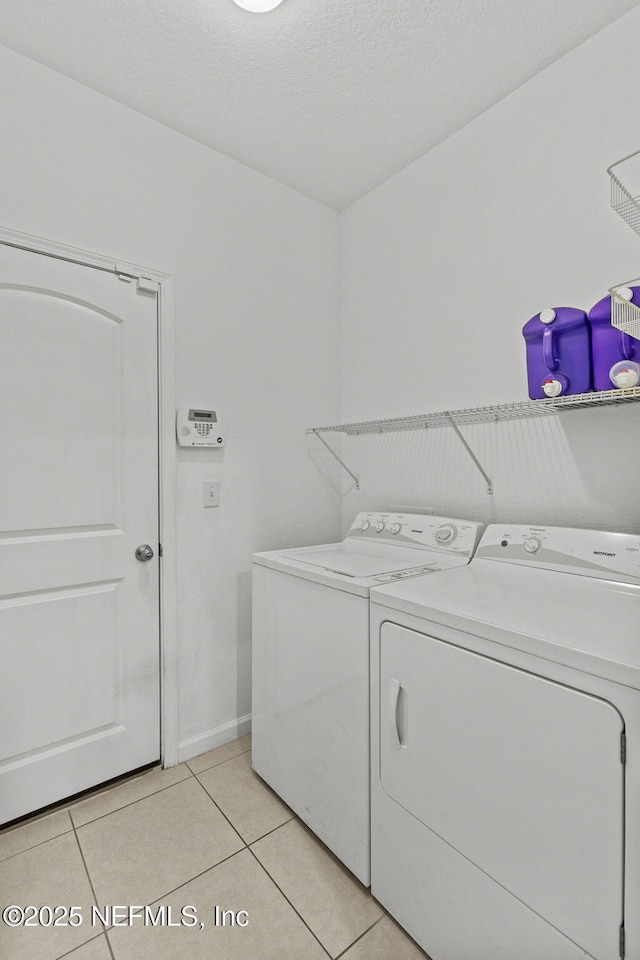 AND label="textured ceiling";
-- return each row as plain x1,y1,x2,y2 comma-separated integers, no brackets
0,0,638,209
